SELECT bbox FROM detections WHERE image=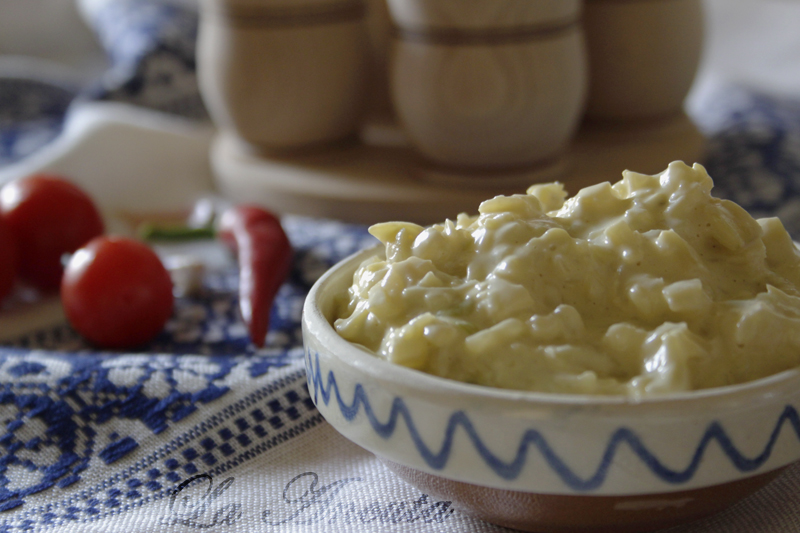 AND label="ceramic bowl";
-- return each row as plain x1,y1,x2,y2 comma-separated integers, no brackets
301,247,800,532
